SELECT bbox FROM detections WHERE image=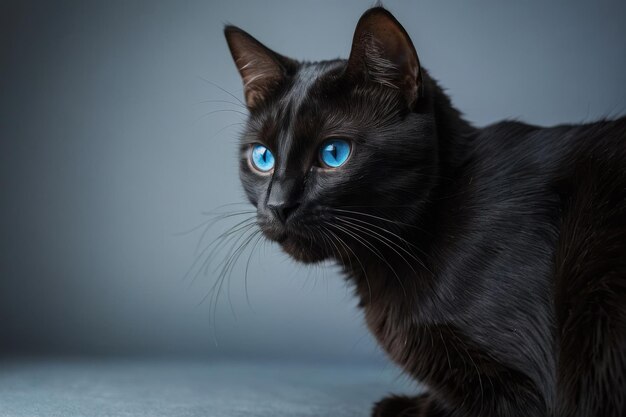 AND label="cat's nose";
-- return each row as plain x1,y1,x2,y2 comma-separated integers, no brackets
267,201,299,224
265,175,302,224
